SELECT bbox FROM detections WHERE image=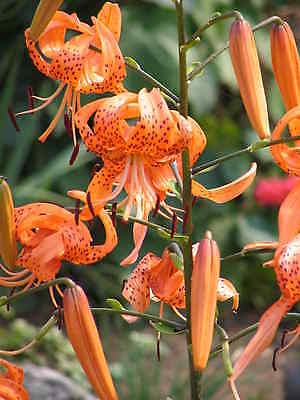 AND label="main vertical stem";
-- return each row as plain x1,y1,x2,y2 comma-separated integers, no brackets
175,1,202,398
